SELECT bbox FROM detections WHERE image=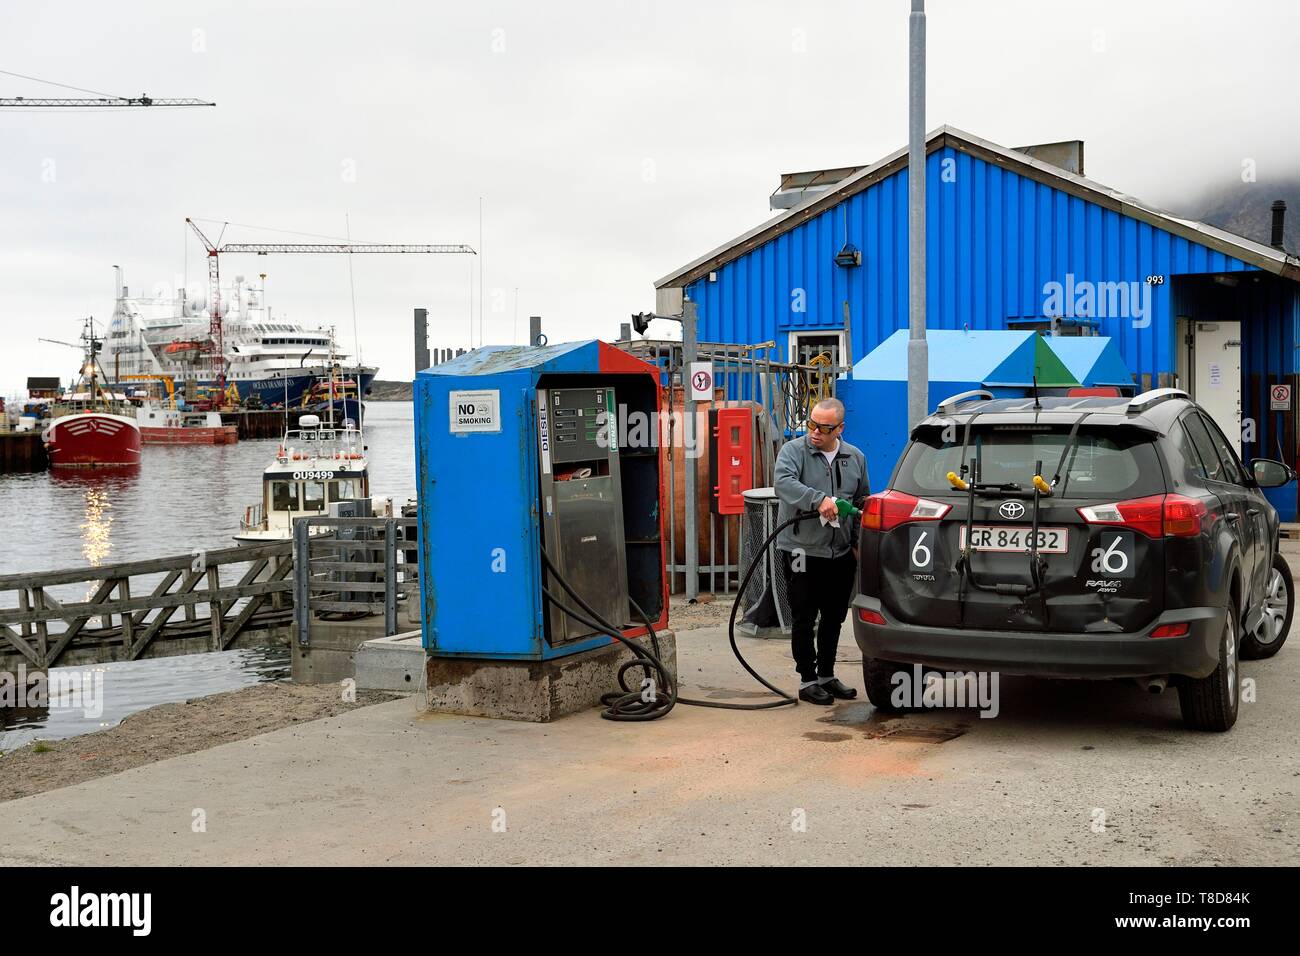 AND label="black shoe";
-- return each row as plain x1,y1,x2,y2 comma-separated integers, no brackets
819,678,858,700
799,684,835,705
